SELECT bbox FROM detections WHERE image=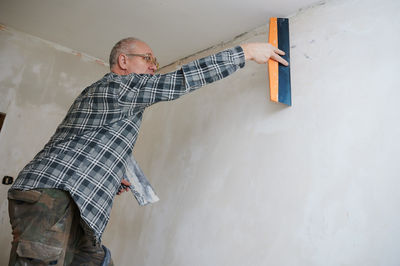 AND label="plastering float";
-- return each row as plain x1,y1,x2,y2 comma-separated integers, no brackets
268,17,291,106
